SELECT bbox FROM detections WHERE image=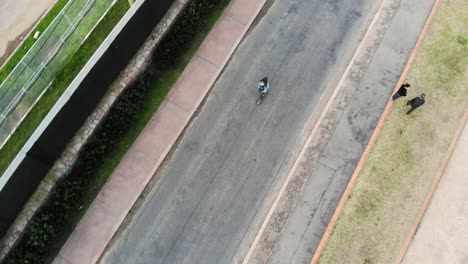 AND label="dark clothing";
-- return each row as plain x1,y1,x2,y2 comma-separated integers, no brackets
392,85,409,101
408,97,425,108
406,96,425,114
396,85,408,96
392,85,408,101
392,93,402,100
